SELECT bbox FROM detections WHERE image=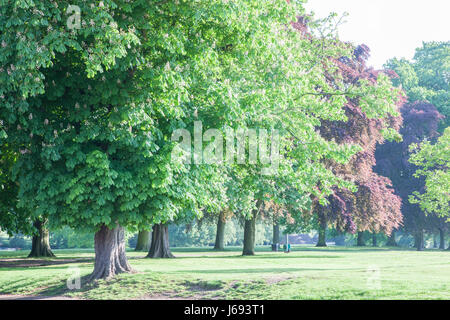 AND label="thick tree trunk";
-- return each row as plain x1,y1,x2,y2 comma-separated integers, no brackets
28,219,55,258
316,213,327,247
356,232,366,246
316,226,327,247
415,230,424,251
89,224,133,280
242,201,261,256
135,230,151,252
372,233,377,247
386,231,398,247
272,220,280,251
242,215,256,256
439,229,445,250
147,223,174,258
214,212,226,251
